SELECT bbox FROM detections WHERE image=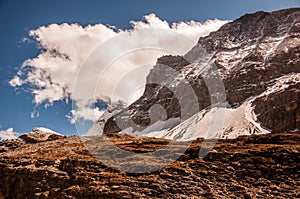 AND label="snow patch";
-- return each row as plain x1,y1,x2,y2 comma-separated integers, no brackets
261,73,300,97
139,100,270,141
